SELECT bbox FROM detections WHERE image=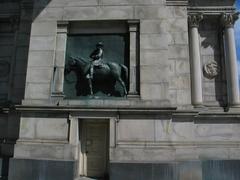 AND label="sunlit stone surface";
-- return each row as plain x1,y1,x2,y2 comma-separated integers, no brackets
0,0,240,180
